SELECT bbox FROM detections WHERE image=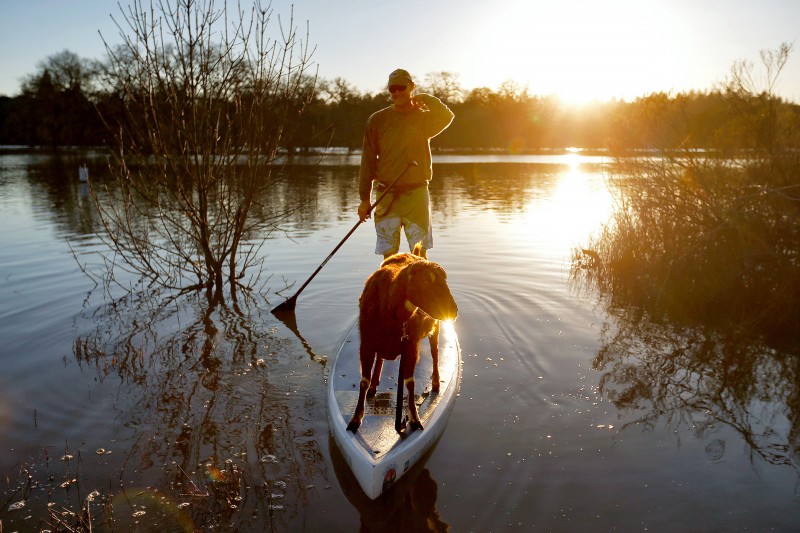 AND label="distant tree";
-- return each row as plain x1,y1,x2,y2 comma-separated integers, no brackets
305,77,359,150
718,42,798,161
29,50,99,94
90,0,317,300
422,71,465,104
323,77,360,104
0,95,34,145
531,95,562,148
307,78,388,151
13,50,102,148
497,79,529,101
446,87,497,149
